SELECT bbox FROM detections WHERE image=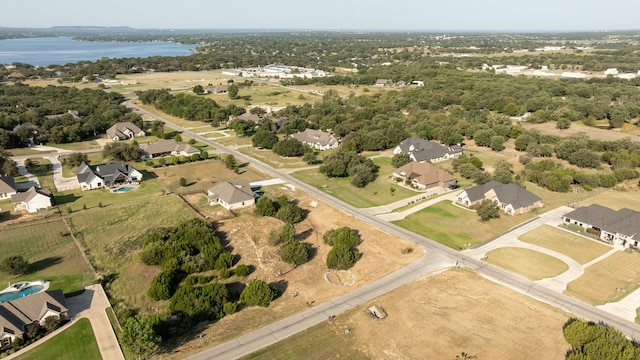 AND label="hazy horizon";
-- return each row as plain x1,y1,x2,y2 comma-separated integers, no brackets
2,0,639,32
